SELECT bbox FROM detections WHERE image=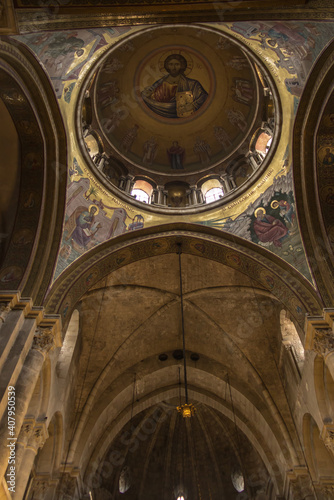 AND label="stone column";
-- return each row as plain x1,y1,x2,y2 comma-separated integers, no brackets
12,421,48,500
261,120,274,136
96,153,108,172
305,319,334,382
189,186,198,206
156,186,165,205
0,328,55,481
124,175,135,194
118,176,126,191
249,152,259,170
227,174,237,190
219,174,231,194
196,188,204,204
